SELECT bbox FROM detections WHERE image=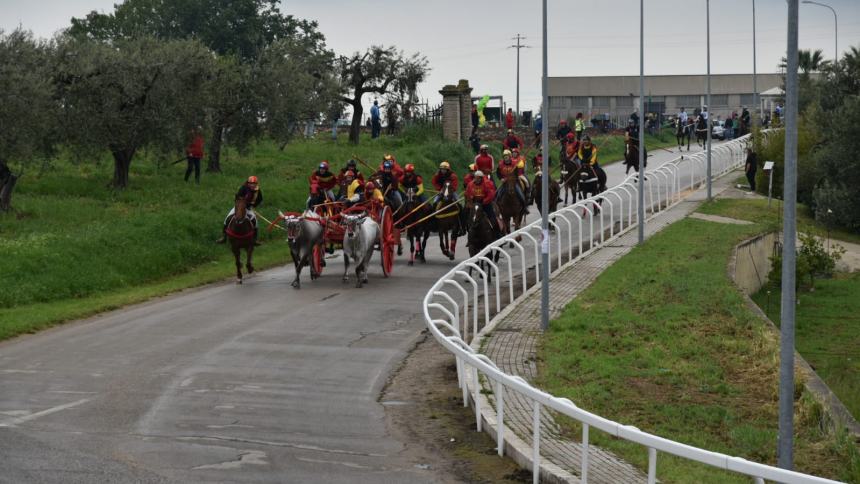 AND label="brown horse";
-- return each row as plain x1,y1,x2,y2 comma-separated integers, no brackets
466,200,499,281
226,197,255,284
432,181,462,261
560,155,580,205
532,170,560,218
624,140,648,175
402,188,432,265
496,174,525,238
